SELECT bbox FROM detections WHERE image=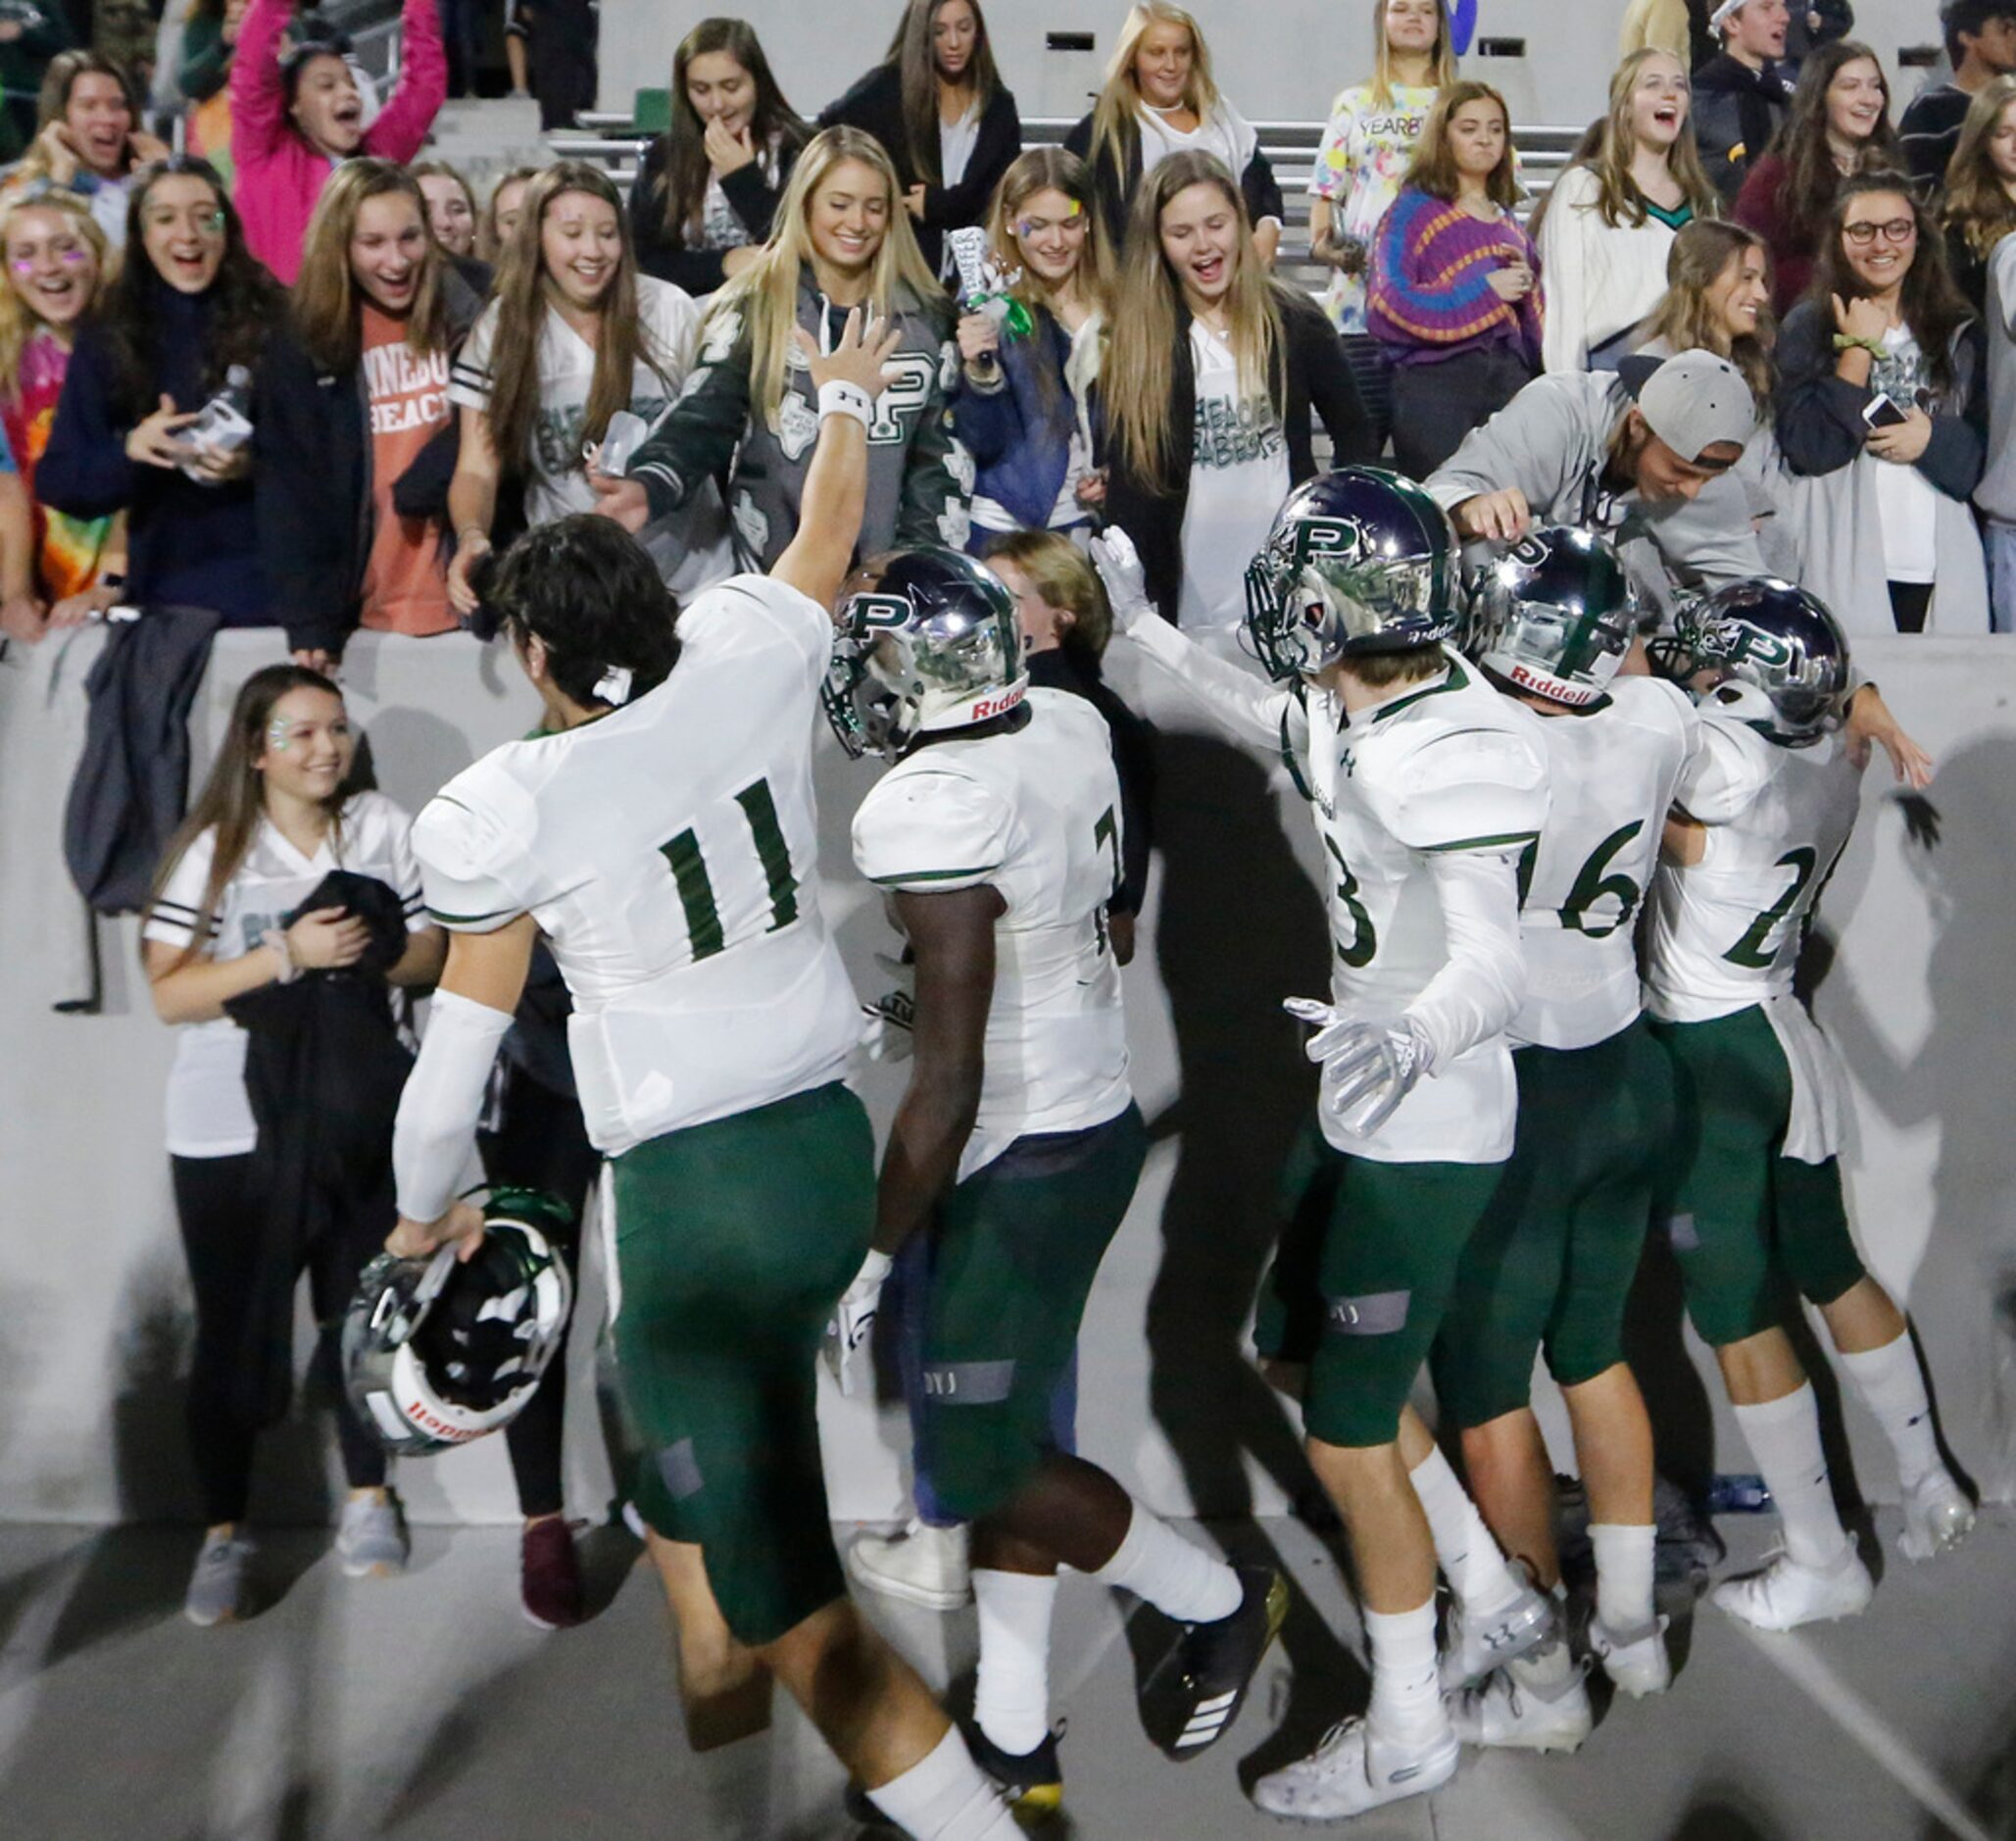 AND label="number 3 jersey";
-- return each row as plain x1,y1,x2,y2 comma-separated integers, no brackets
1512,674,1702,1051
1644,680,1863,1025
1290,655,1549,1165
410,573,861,1157
851,689,1131,1181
